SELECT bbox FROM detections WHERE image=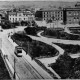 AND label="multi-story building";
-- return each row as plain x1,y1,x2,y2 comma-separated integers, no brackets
42,8,63,22
8,11,35,23
35,8,63,22
63,8,80,24
63,2,80,25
